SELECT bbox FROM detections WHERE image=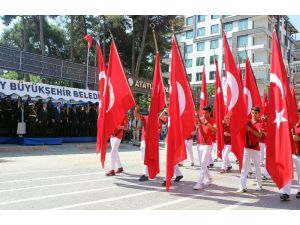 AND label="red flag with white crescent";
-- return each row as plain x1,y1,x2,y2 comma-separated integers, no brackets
223,31,248,170
84,34,93,49
266,30,295,189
